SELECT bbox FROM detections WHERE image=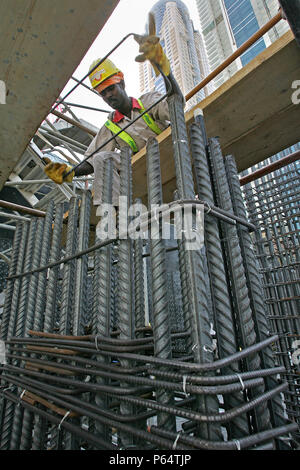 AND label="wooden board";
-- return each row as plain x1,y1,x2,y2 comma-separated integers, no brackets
132,30,300,203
